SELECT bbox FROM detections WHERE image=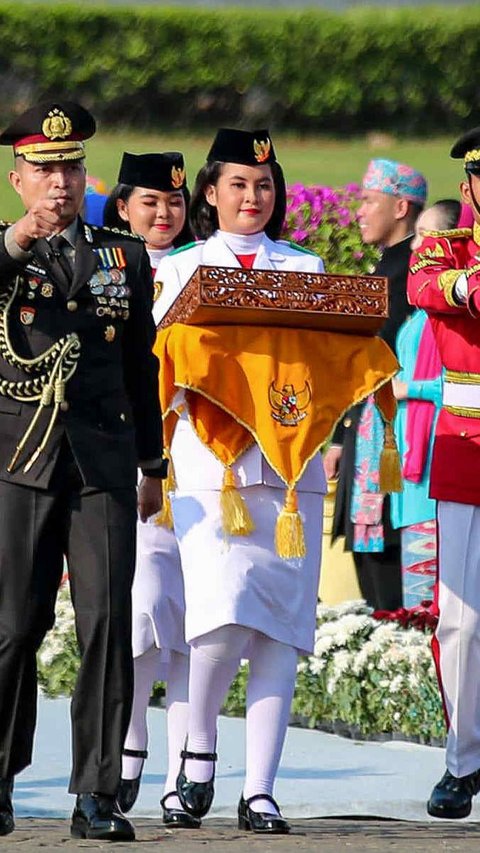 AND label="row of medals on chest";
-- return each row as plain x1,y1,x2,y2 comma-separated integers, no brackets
21,265,131,320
